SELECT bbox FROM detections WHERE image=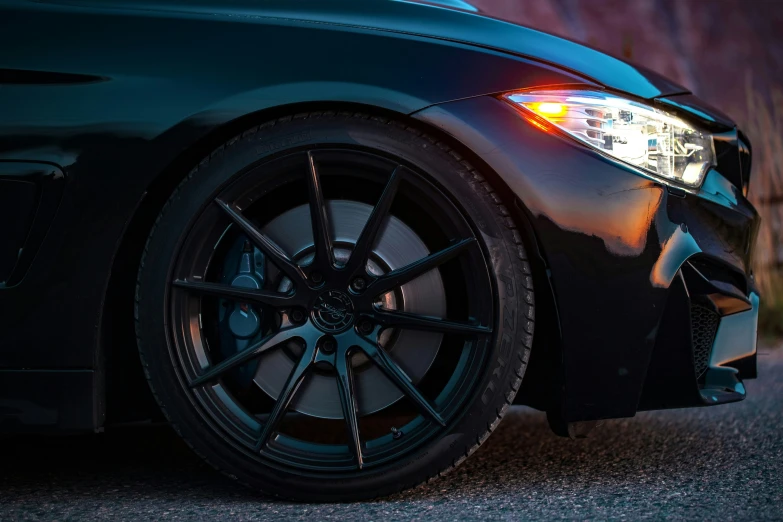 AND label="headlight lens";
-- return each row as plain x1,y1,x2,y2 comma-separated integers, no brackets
504,90,716,187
